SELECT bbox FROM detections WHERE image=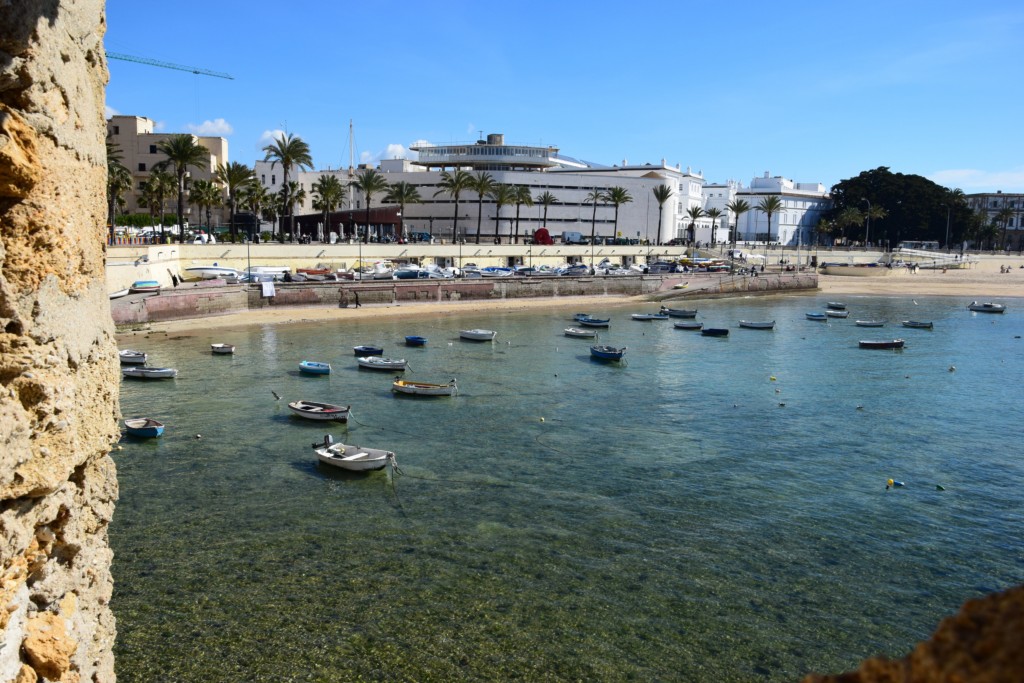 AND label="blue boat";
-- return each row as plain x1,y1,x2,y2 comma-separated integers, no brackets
299,361,331,375
128,280,161,293
578,317,610,328
806,312,828,321
405,336,428,346
353,345,383,356
124,418,164,438
590,345,626,361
